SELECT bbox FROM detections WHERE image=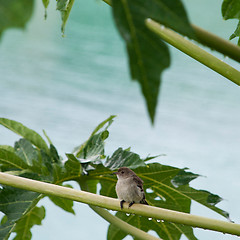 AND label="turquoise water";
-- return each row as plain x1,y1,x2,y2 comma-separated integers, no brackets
1,0,240,239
